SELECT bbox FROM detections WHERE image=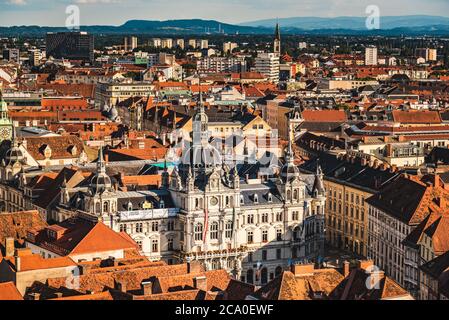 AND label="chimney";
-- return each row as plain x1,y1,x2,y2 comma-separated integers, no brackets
291,263,315,276
433,174,440,189
357,260,374,271
80,264,92,275
54,292,63,299
5,237,14,257
343,261,350,277
104,152,109,163
360,157,367,166
141,281,153,295
15,255,21,272
115,280,127,293
193,276,207,292
29,293,40,301
187,261,202,274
